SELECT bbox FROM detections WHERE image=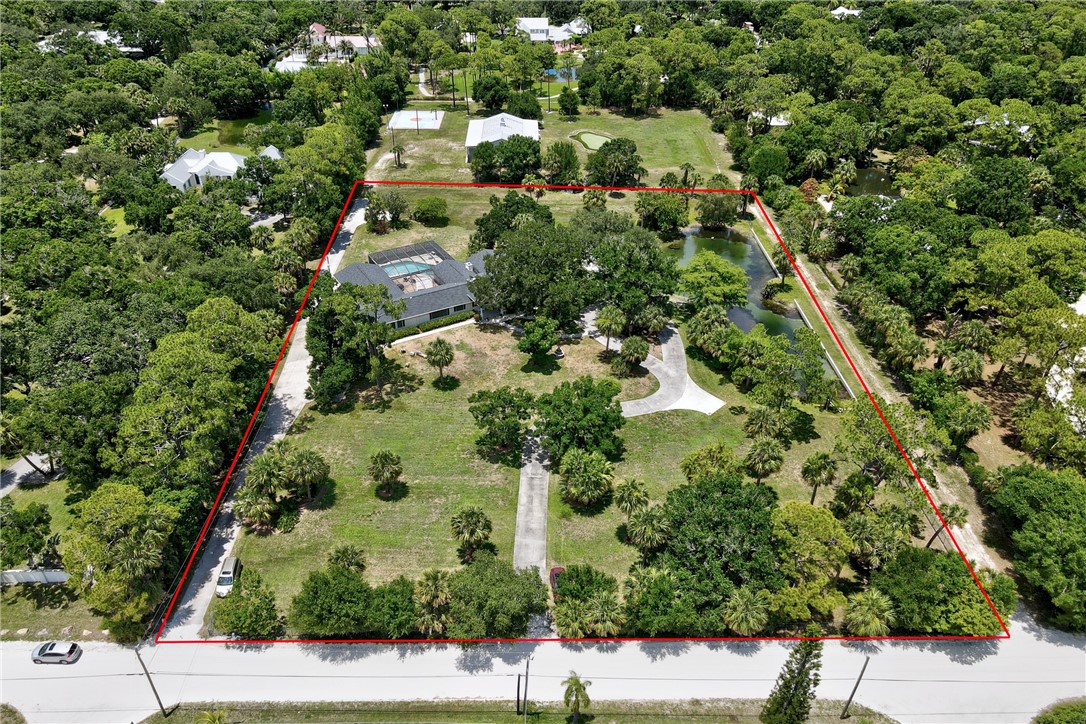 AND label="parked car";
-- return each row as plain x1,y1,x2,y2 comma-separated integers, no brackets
549,566,566,598
32,641,82,665
215,556,240,598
